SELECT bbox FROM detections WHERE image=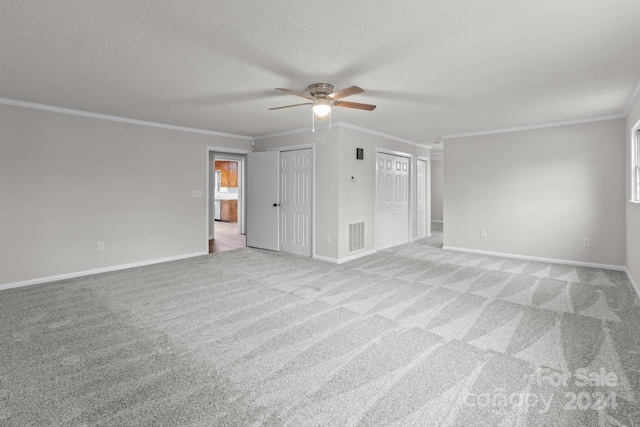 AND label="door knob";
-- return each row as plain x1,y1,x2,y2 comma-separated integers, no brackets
273,203,280,207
